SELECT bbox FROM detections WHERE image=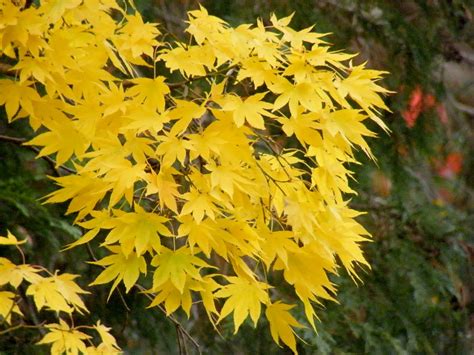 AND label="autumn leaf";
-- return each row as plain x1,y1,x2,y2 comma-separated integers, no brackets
215,276,270,333
270,77,321,117
25,117,89,166
265,302,303,354
145,171,181,213
151,246,212,293
26,272,89,314
0,230,26,245
181,188,219,224
37,319,91,355
177,216,228,258
93,321,121,352
0,291,22,324
0,79,40,120
155,134,192,166
219,92,273,129
127,76,170,112
0,257,41,288
90,245,147,295
169,99,207,136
